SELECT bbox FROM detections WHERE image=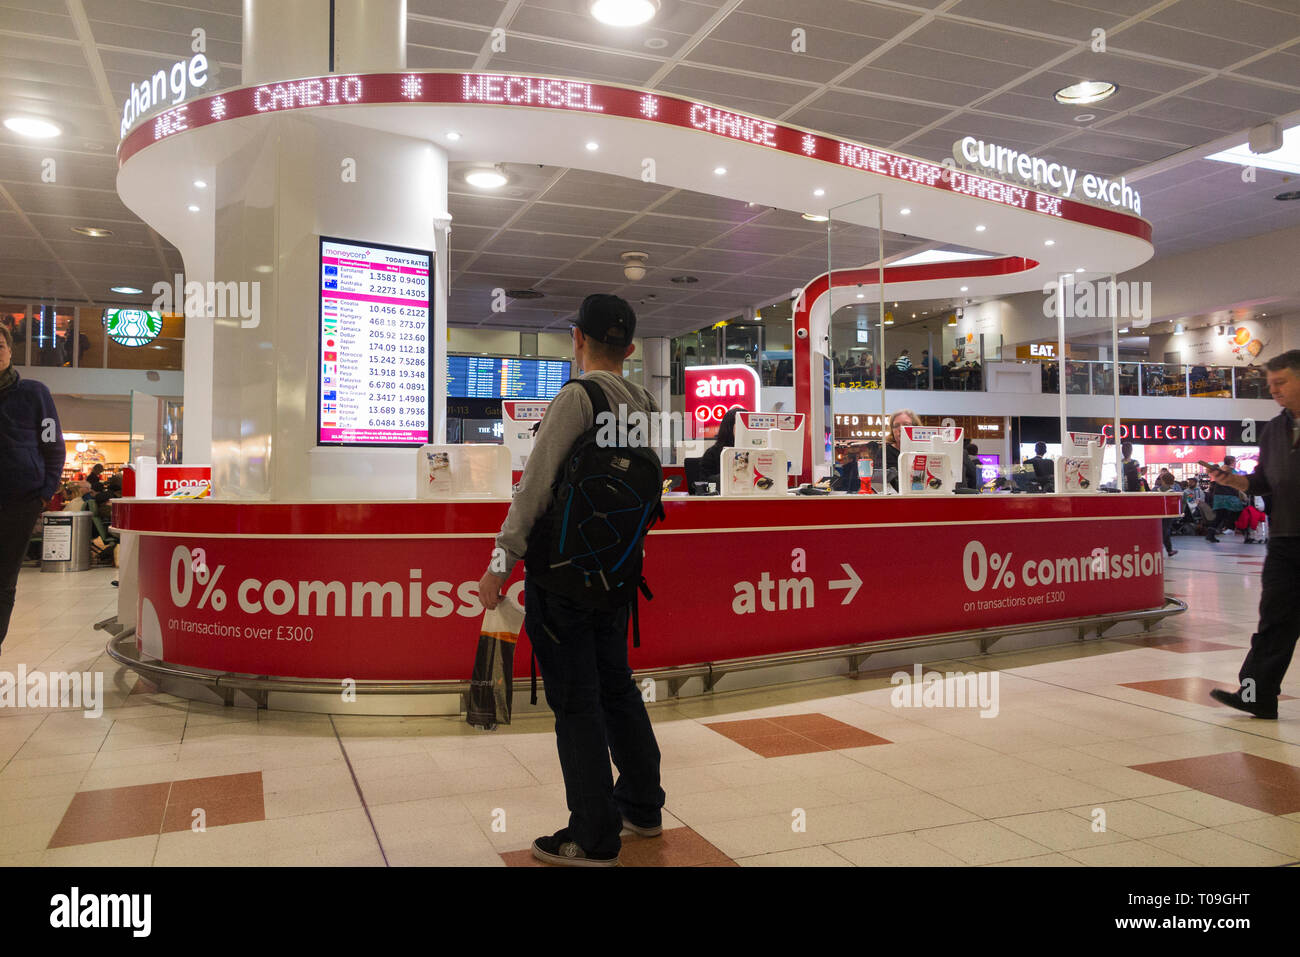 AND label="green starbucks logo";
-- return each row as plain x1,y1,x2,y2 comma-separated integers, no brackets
103,309,162,347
